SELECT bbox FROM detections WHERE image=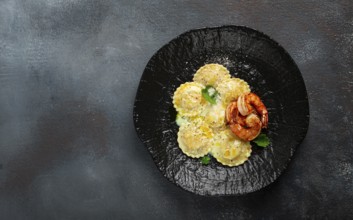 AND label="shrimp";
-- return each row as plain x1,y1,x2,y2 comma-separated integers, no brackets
237,92,268,128
226,101,262,141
